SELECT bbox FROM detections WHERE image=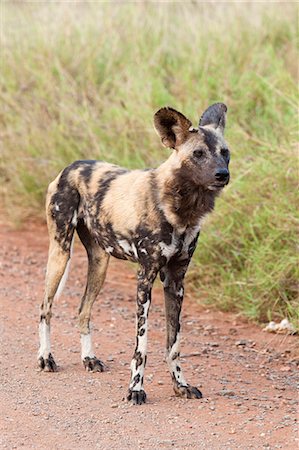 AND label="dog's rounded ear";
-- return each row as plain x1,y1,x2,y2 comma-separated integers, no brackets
154,107,193,149
199,103,227,134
